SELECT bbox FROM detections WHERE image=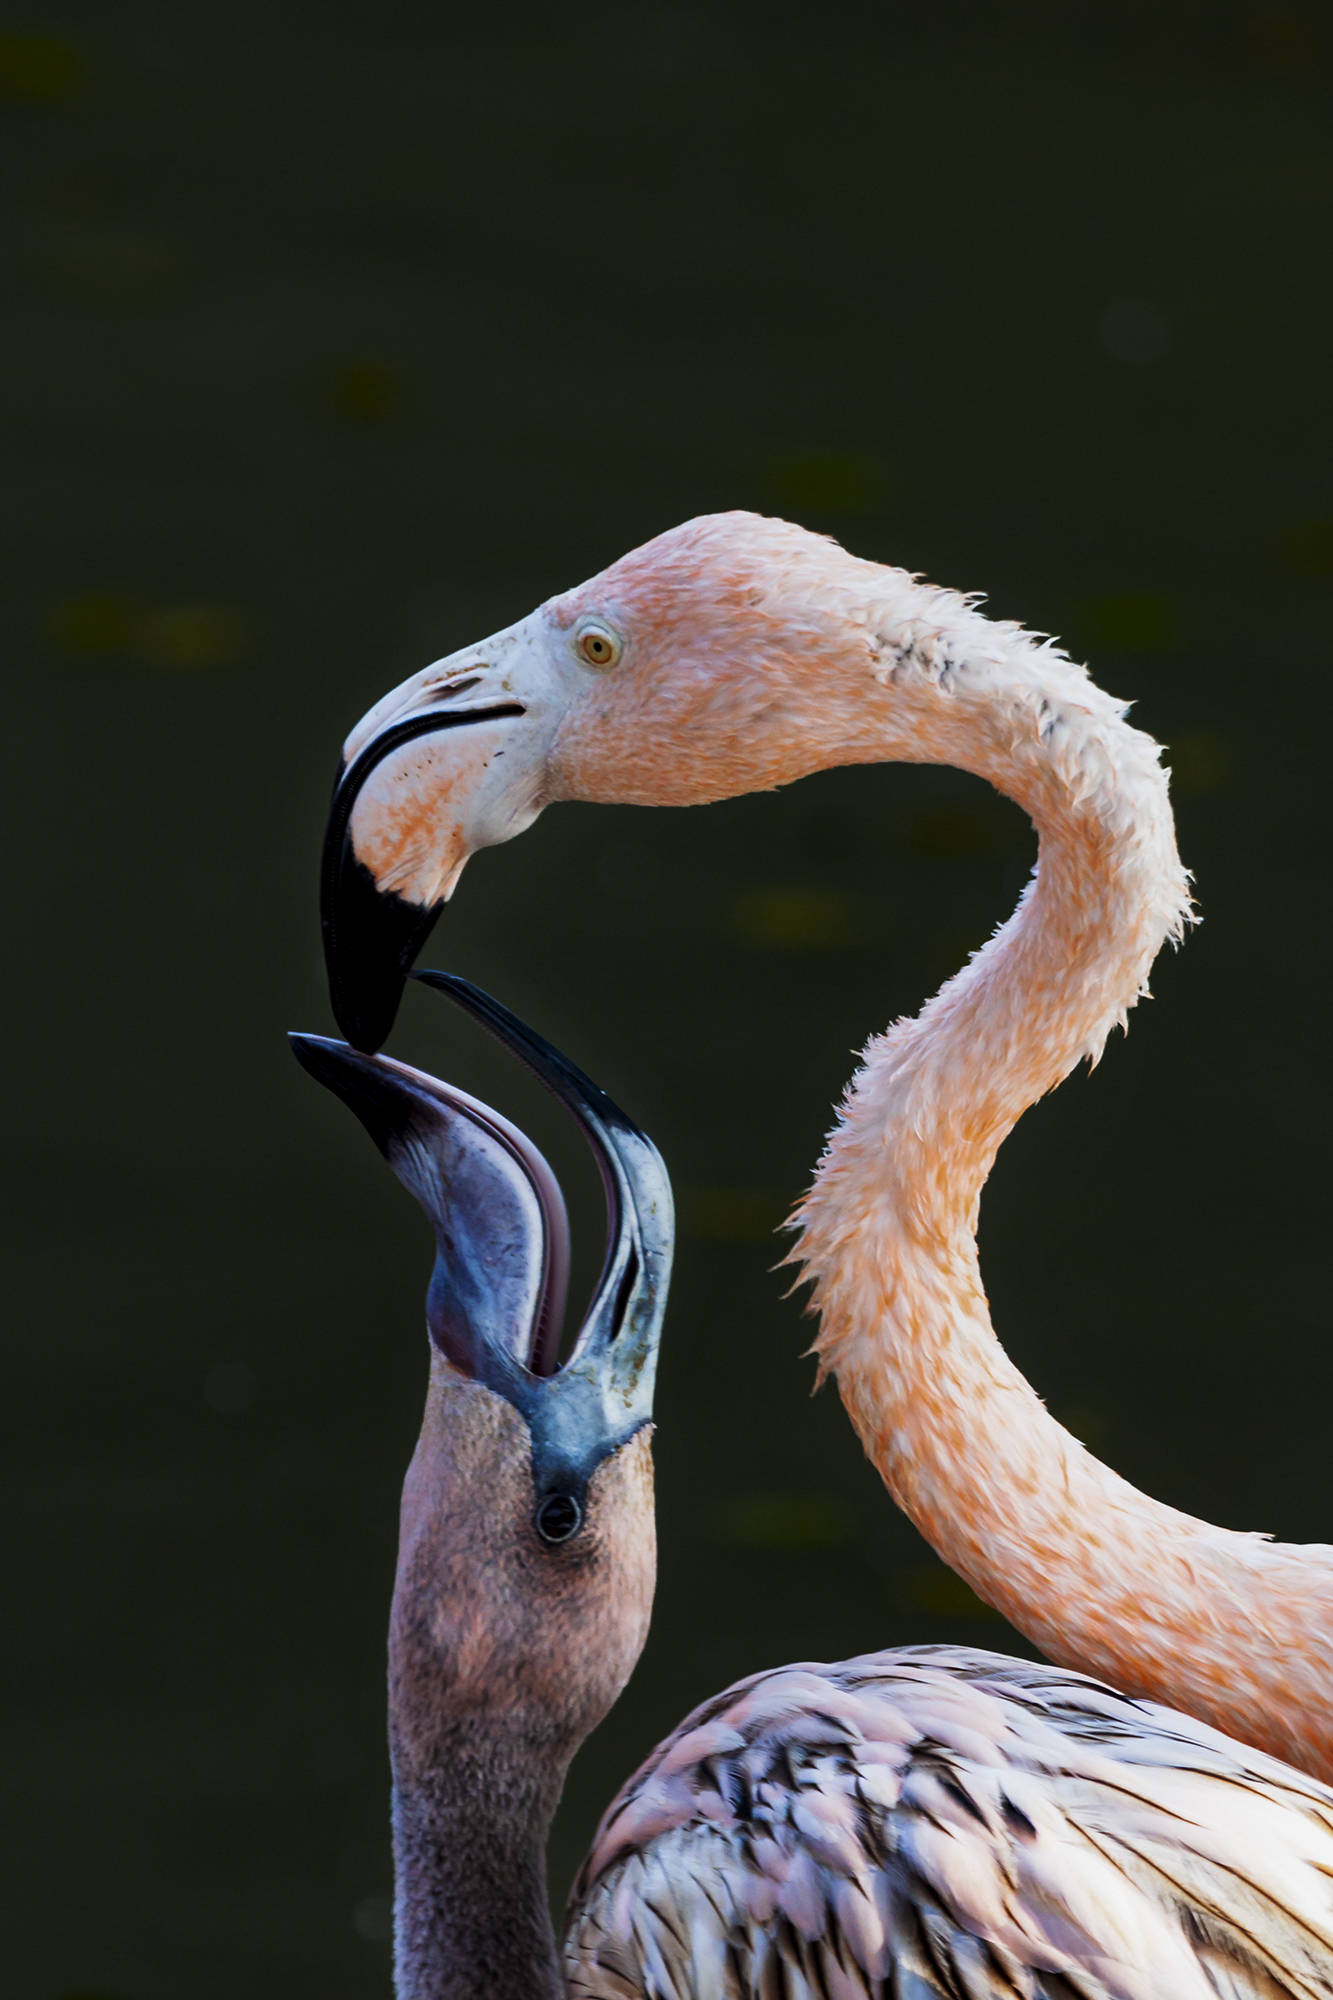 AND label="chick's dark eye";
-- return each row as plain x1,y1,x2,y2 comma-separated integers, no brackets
535,1493,582,1544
